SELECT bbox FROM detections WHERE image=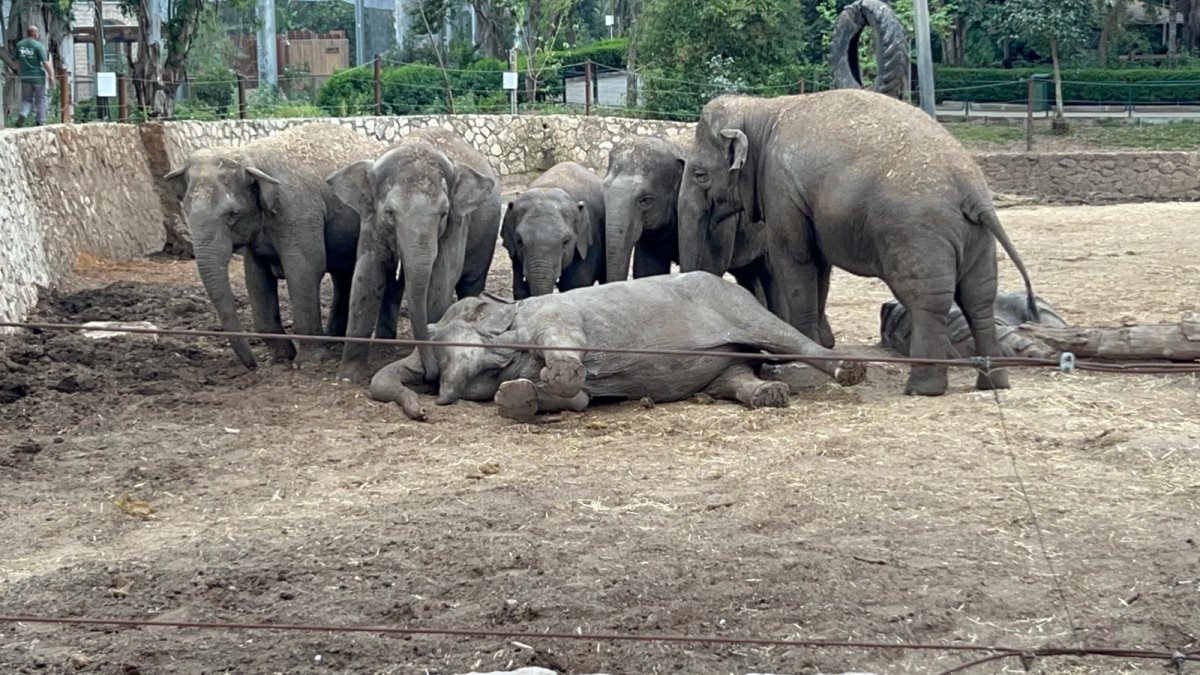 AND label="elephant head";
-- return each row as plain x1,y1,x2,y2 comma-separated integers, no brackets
328,143,497,380
677,96,763,277
164,152,284,369
425,294,519,405
501,188,592,297
601,137,687,283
